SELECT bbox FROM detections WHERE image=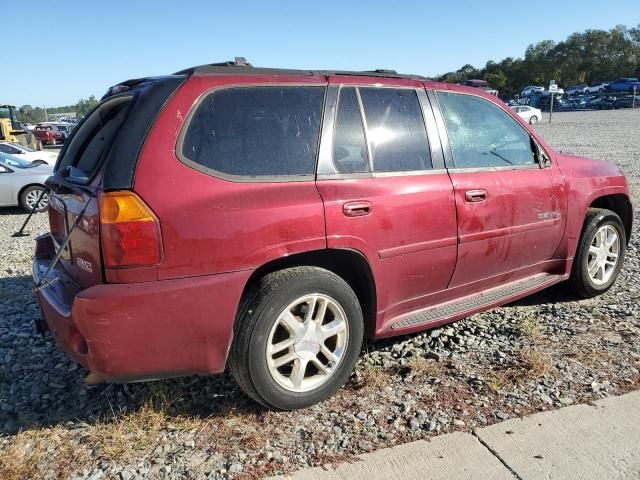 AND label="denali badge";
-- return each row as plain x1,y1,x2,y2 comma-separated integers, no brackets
538,211,561,220
76,257,93,273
